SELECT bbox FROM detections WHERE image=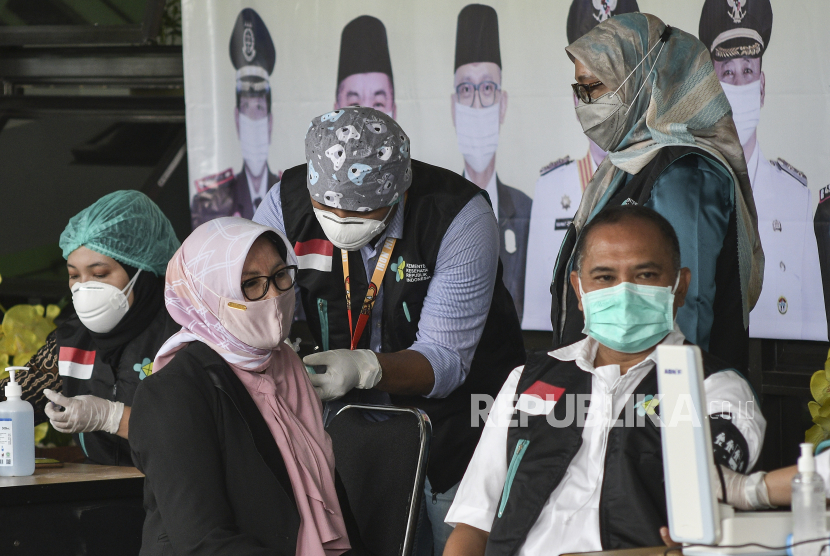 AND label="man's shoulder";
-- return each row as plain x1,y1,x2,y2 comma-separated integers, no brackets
496,178,532,223
758,157,809,193
516,350,580,387
535,156,581,189
497,179,532,206
539,156,574,177
754,156,810,211
770,157,808,187
152,343,227,382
